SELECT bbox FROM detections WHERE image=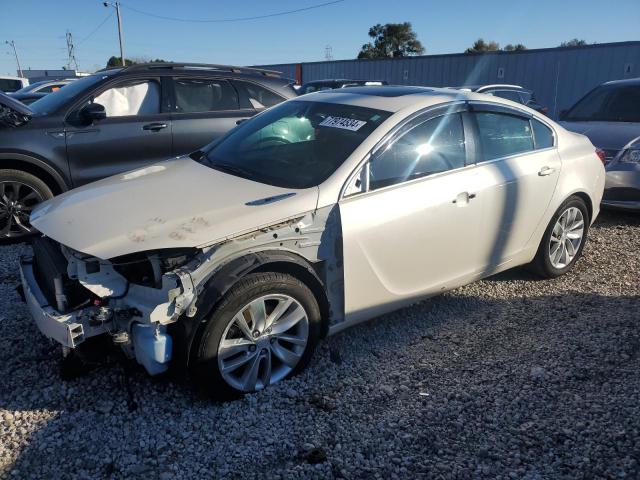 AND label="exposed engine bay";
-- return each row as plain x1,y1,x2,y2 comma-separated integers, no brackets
21,205,343,376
